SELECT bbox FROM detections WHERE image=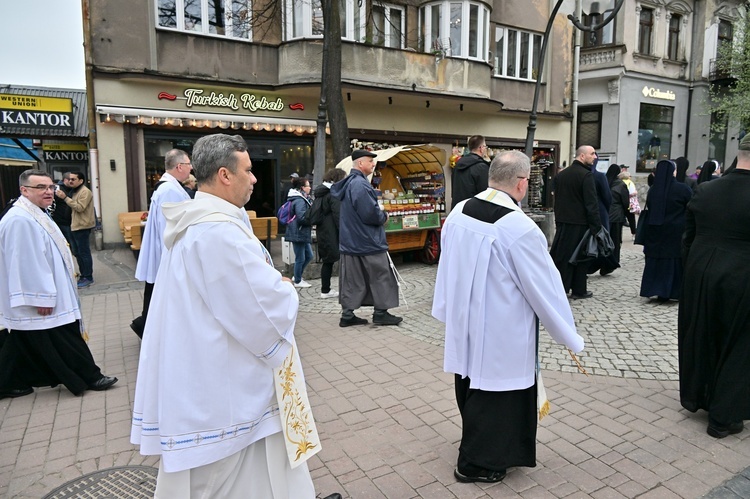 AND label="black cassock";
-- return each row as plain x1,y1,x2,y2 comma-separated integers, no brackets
678,169,750,424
